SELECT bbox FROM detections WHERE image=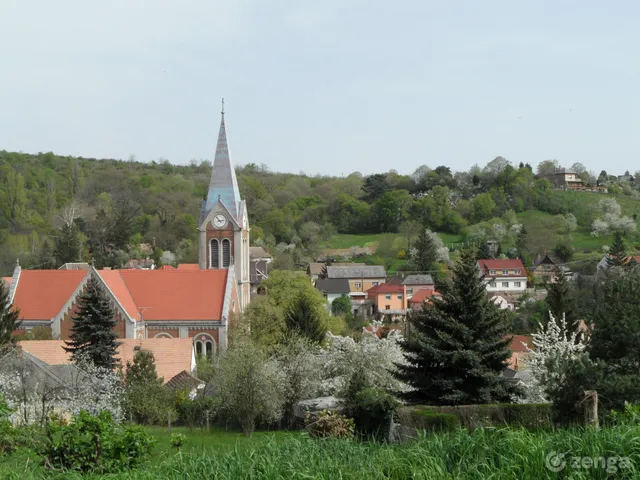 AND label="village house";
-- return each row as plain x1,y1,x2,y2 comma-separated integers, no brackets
542,168,585,190
408,289,441,311
325,265,387,295
530,254,572,283
597,254,640,271
315,278,351,306
387,274,435,299
477,259,528,294
366,283,408,319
